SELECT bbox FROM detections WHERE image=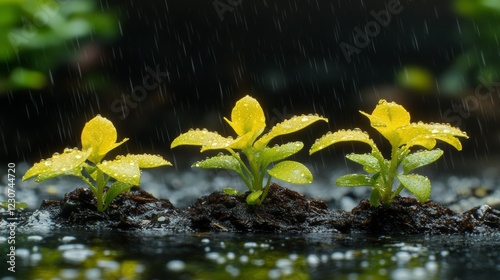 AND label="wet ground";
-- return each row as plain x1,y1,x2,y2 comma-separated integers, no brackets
2,230,500,279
